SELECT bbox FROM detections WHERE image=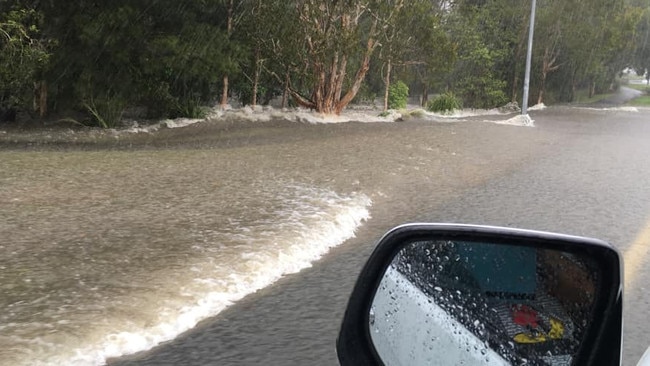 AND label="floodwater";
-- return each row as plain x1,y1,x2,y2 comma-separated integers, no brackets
0,116,552,365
